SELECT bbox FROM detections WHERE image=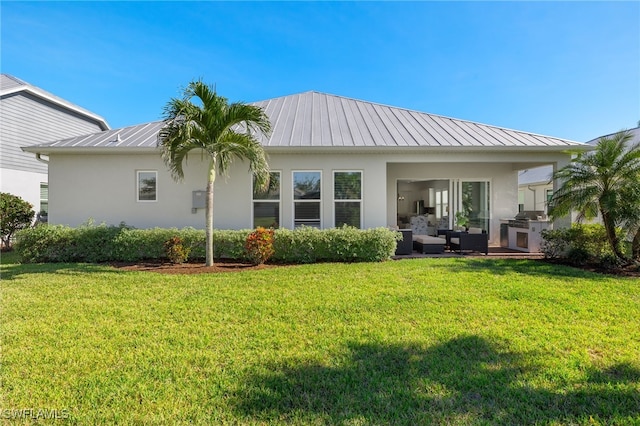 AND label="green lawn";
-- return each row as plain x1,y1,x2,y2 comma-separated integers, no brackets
1,255,639,425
